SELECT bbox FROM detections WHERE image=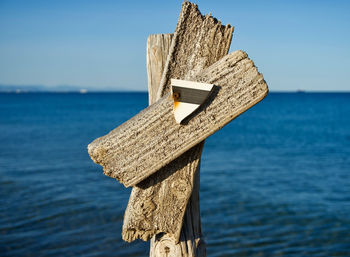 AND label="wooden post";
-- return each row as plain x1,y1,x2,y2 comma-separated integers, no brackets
146,34,173,105
150,166,205,257
147,34,205,257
